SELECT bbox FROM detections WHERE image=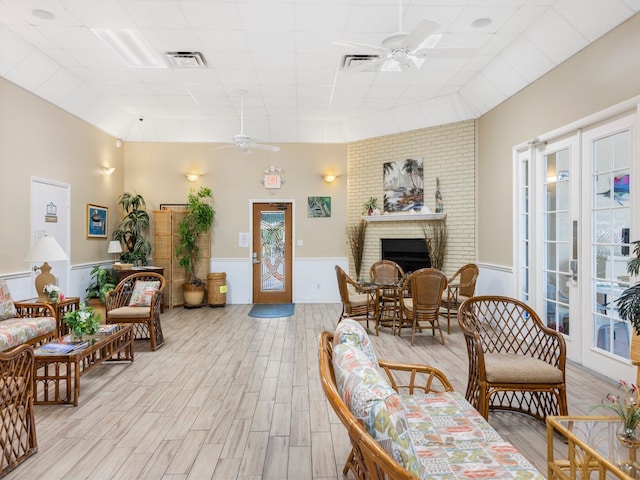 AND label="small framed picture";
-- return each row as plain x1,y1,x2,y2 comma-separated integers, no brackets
87,204,108,238
308,196,331,218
